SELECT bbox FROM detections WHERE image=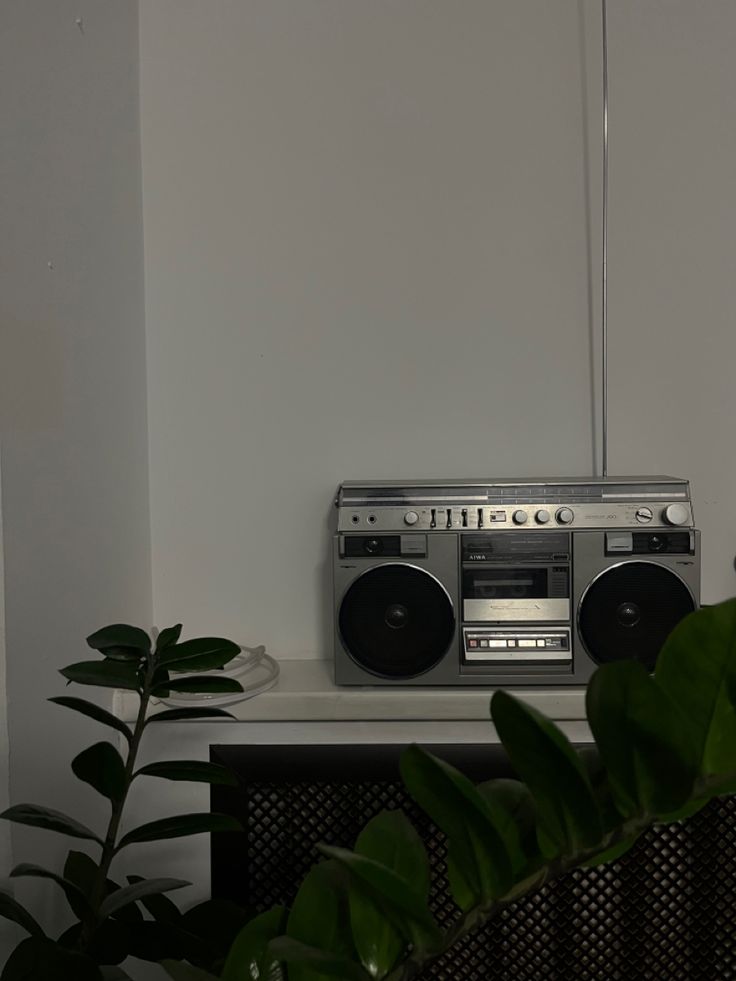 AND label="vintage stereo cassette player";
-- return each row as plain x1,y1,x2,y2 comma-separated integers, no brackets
333,477,700,686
